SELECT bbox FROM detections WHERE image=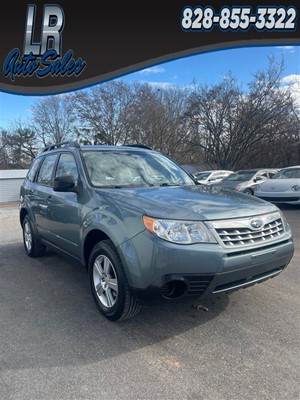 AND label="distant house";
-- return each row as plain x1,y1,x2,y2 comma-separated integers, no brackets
0,169,28,202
